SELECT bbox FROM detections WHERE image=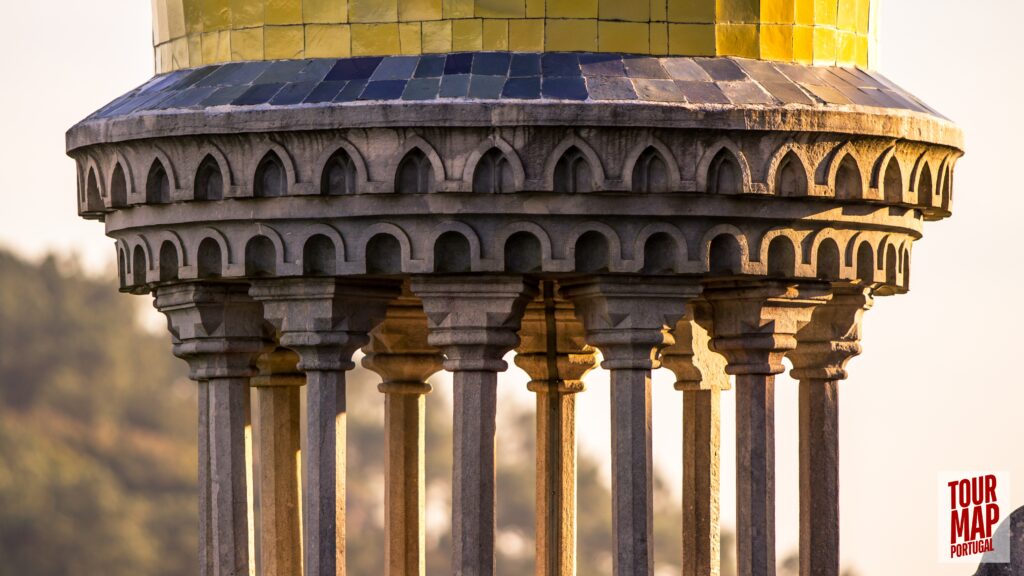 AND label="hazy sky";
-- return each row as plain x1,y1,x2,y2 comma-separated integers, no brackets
0,1,1018,574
